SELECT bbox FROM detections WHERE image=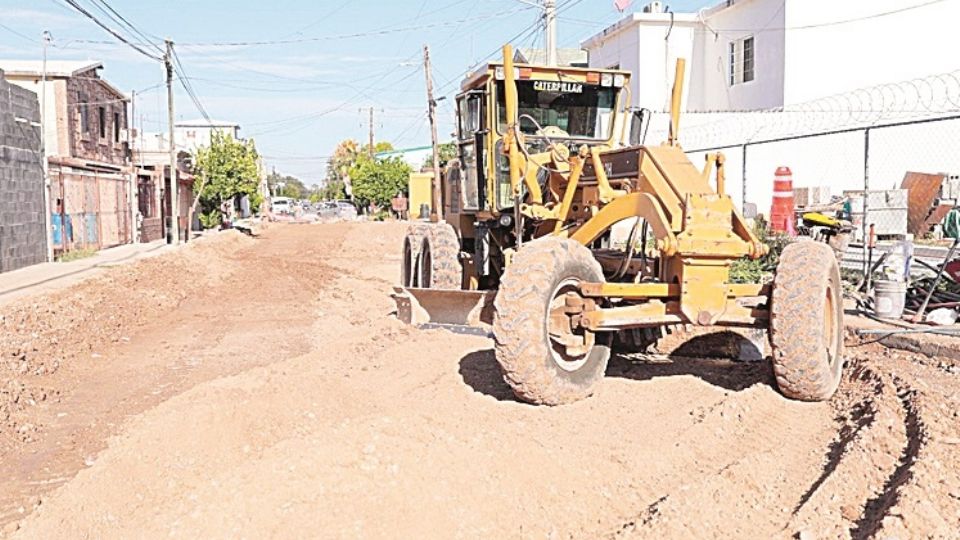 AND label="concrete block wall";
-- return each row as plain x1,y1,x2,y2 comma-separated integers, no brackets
0,70,48,273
